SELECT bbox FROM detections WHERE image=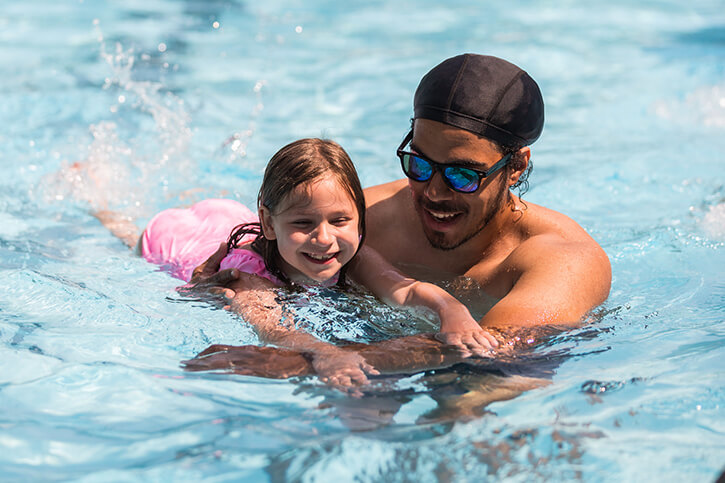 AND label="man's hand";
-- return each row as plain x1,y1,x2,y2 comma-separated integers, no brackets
436,316,499,358
177,243,240,300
